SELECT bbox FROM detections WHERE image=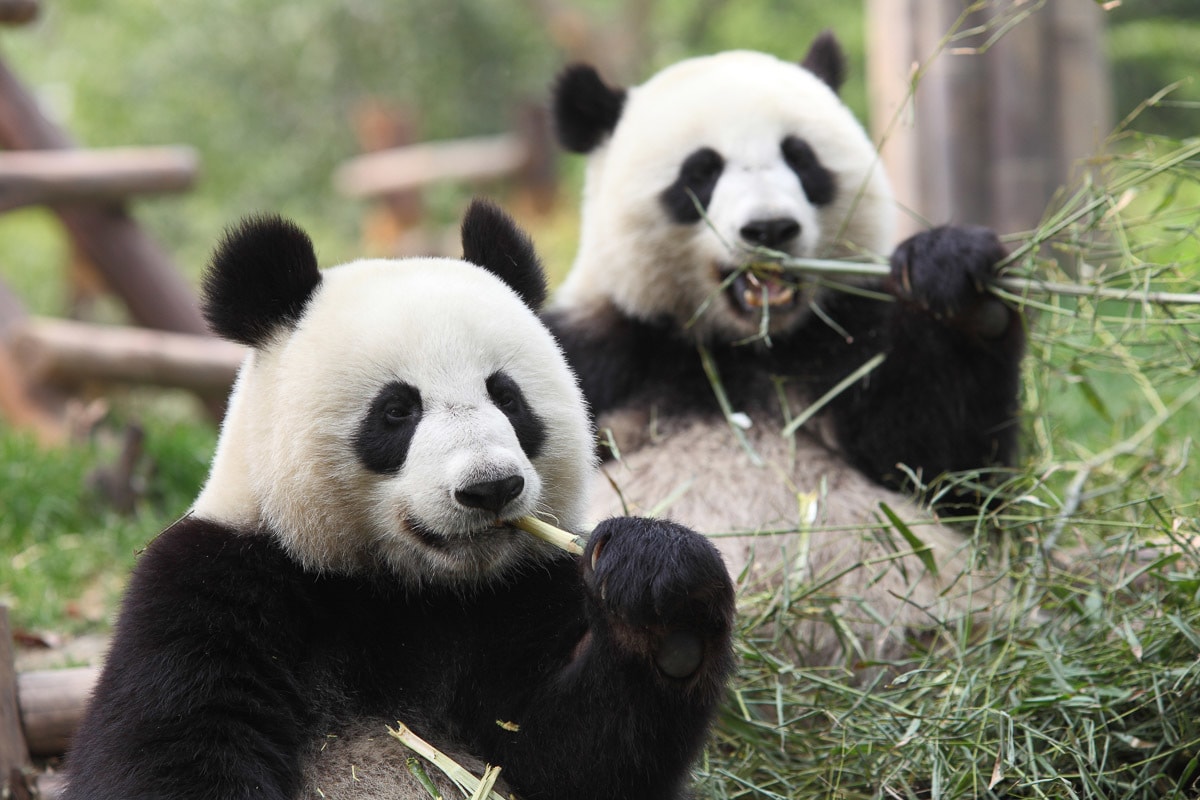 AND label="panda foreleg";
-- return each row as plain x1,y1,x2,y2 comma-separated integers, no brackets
828,225,1026,504
60,520,313,800
492,516,735,800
